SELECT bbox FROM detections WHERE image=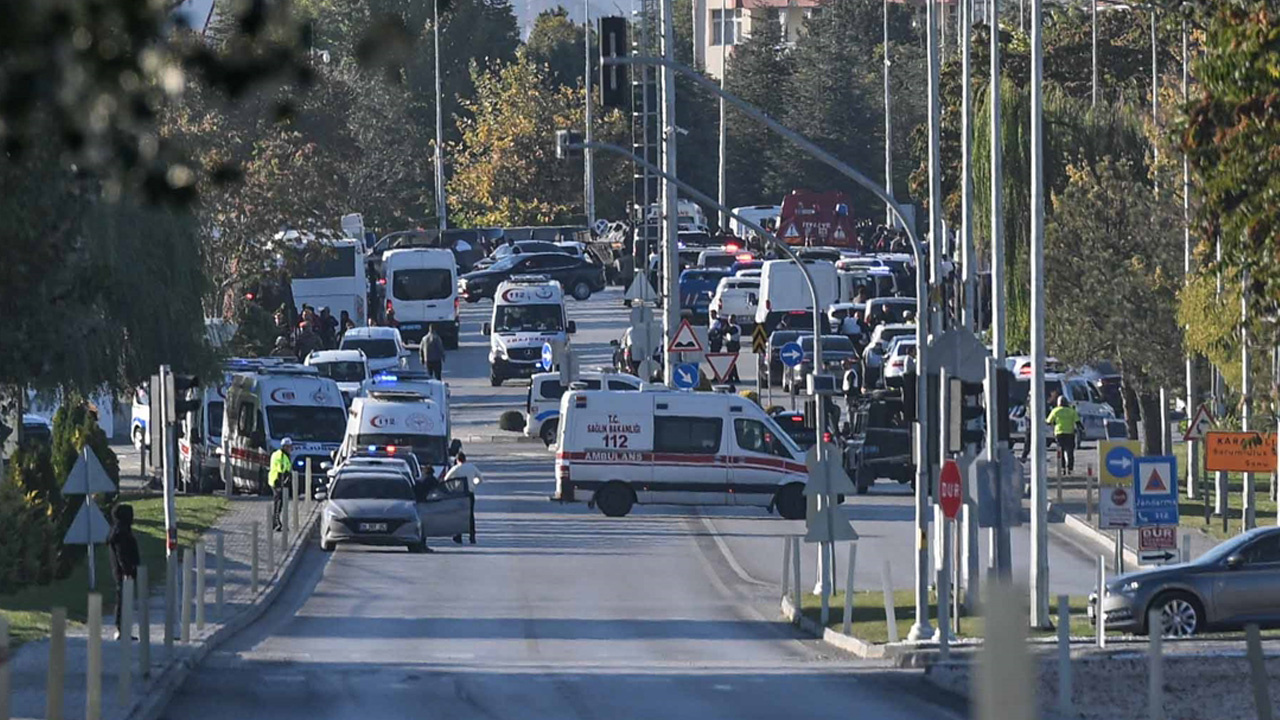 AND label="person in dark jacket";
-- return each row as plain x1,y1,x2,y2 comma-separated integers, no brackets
107,503,140,639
